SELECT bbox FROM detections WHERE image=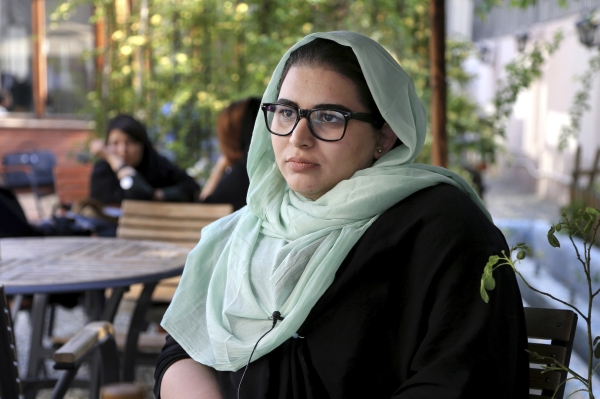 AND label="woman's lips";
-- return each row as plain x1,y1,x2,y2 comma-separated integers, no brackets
286,157,318,171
